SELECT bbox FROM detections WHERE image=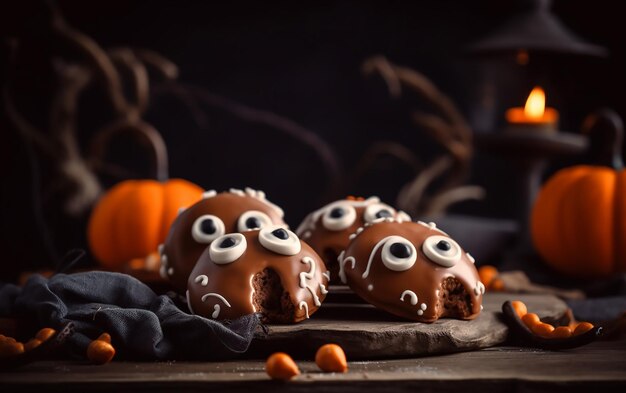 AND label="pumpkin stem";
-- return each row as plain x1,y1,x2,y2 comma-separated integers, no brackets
582,109,624,170
89,120,169,181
